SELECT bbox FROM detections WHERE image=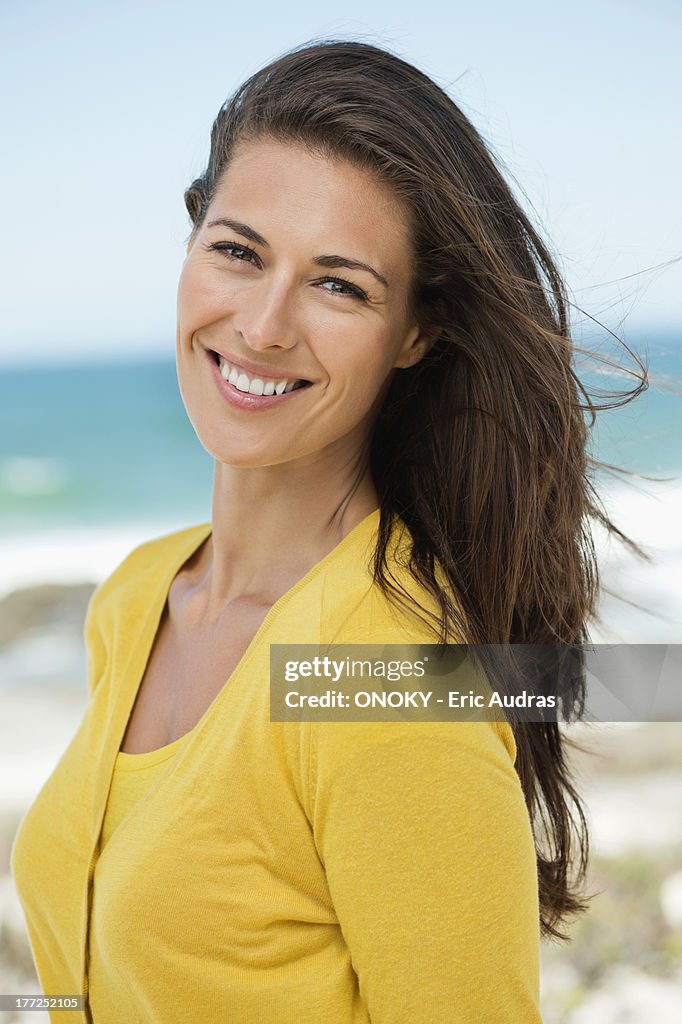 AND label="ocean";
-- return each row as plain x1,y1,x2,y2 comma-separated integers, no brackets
0,335,680,641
